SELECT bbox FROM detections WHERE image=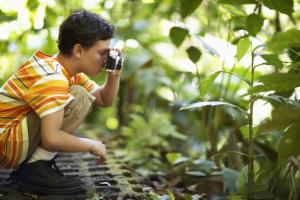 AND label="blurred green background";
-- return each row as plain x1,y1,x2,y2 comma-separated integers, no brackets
1,0,300,199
